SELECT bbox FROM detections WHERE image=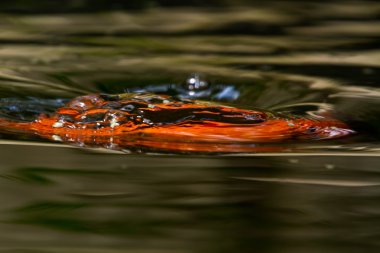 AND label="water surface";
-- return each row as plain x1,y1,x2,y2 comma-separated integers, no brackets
1,0,380,252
